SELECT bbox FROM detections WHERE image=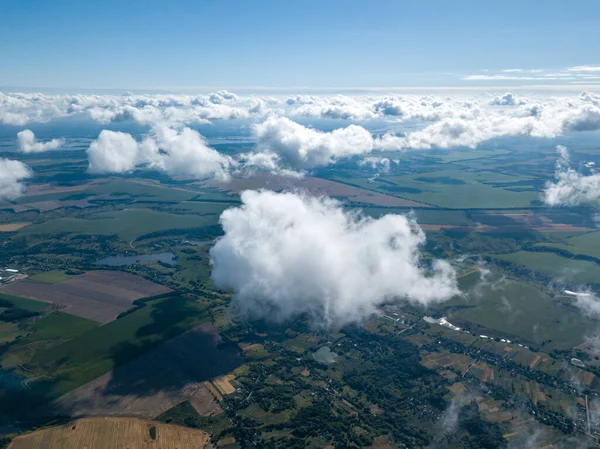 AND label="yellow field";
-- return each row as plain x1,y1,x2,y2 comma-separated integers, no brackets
9,417,210,449
212,374,236,395
0,222,30,232
204,381,223,401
